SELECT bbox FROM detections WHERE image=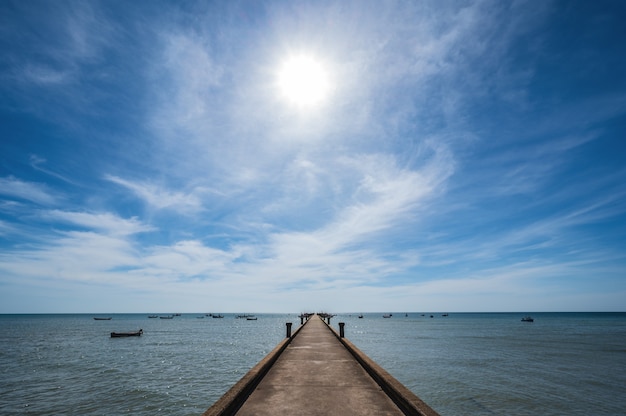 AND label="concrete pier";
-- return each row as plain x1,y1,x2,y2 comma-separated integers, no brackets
204,314,439,416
